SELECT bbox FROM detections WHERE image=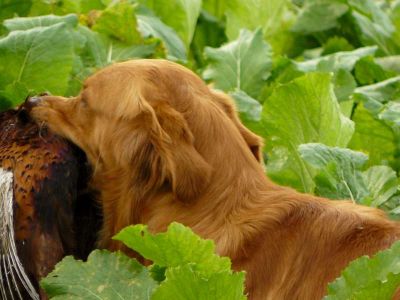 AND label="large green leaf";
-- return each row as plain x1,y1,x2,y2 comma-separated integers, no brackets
152,265,246,300
299,143,369,202
380,101,400,128
137,0,201,49
352,76,400,111
114,223,231,276
224,0,289,41
326,241,400,300
41,250,158,299
266,47,377,102
190,11,227,68
92,1,142,44
322,36,354,55
3,13,78,31
294,46,377,73
376,55,400,74
354,56,393,85
41,223,246,300
114,223,246,300
349,105,396,167
229,90,262,122
136,6,186,61
0,23,75,106
202,0,226,19
292,0,348,34
262,72,354,192
333,68,357,101
29,0,106,15
363,166,399,208
65,25,155,96
299,143,399,207
203,28,272,98
78,25,155,68
357,77,400,101
348,0,400,56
